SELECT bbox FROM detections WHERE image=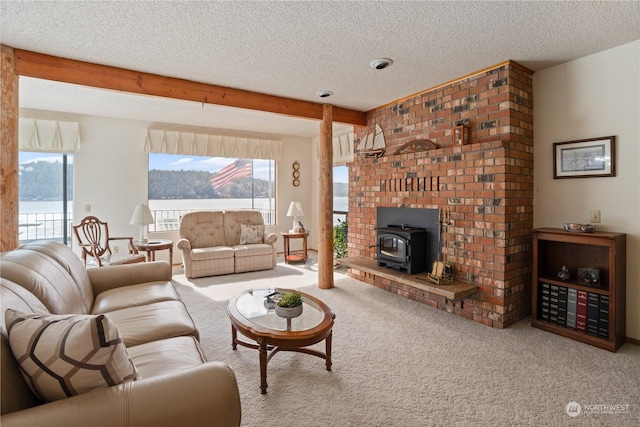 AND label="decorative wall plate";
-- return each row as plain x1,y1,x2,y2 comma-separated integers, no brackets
292,161,300,186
